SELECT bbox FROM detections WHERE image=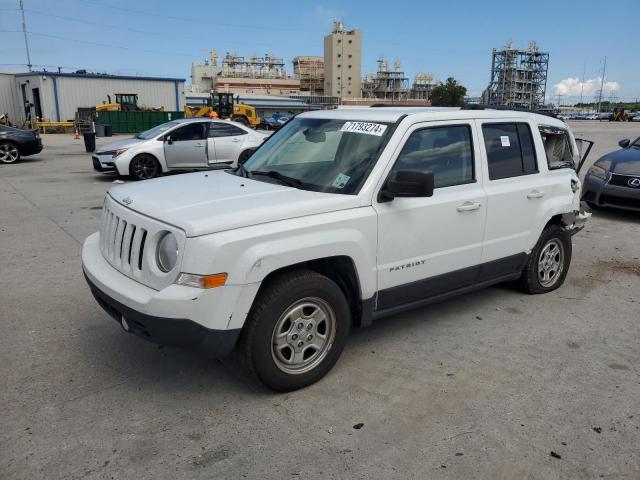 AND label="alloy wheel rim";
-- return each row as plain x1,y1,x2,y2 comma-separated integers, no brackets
271,297,336,375
133,158,156,179
538,238,564,287
0,144,19,163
